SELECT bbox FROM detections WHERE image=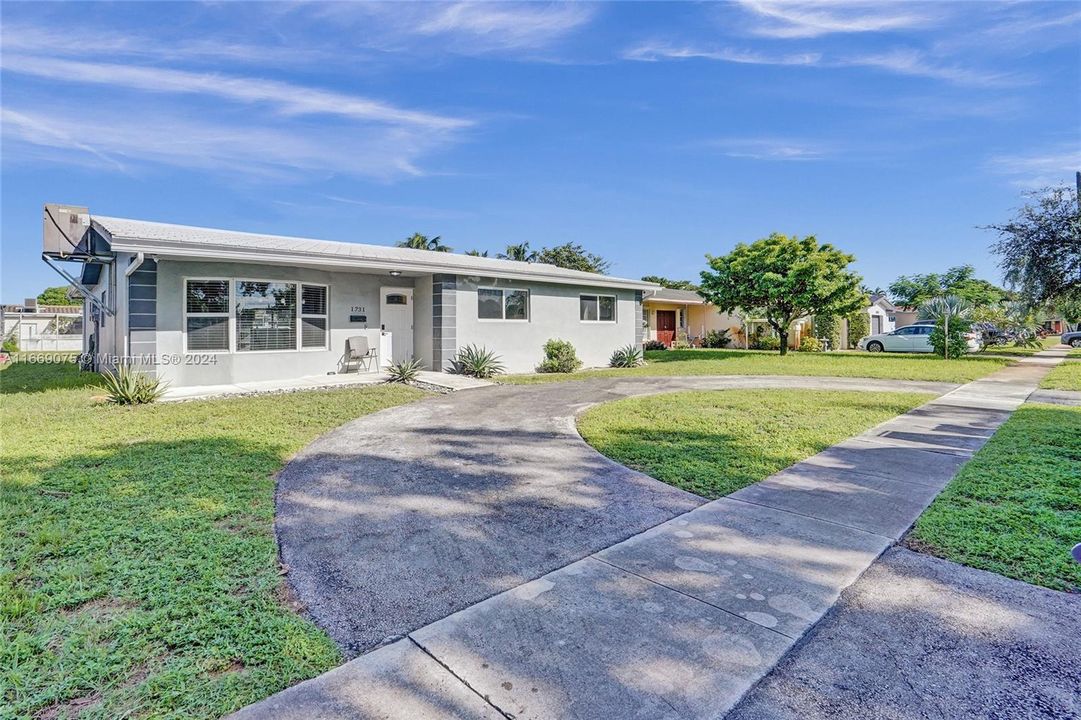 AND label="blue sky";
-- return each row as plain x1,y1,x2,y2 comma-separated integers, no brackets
2,1,1079,302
